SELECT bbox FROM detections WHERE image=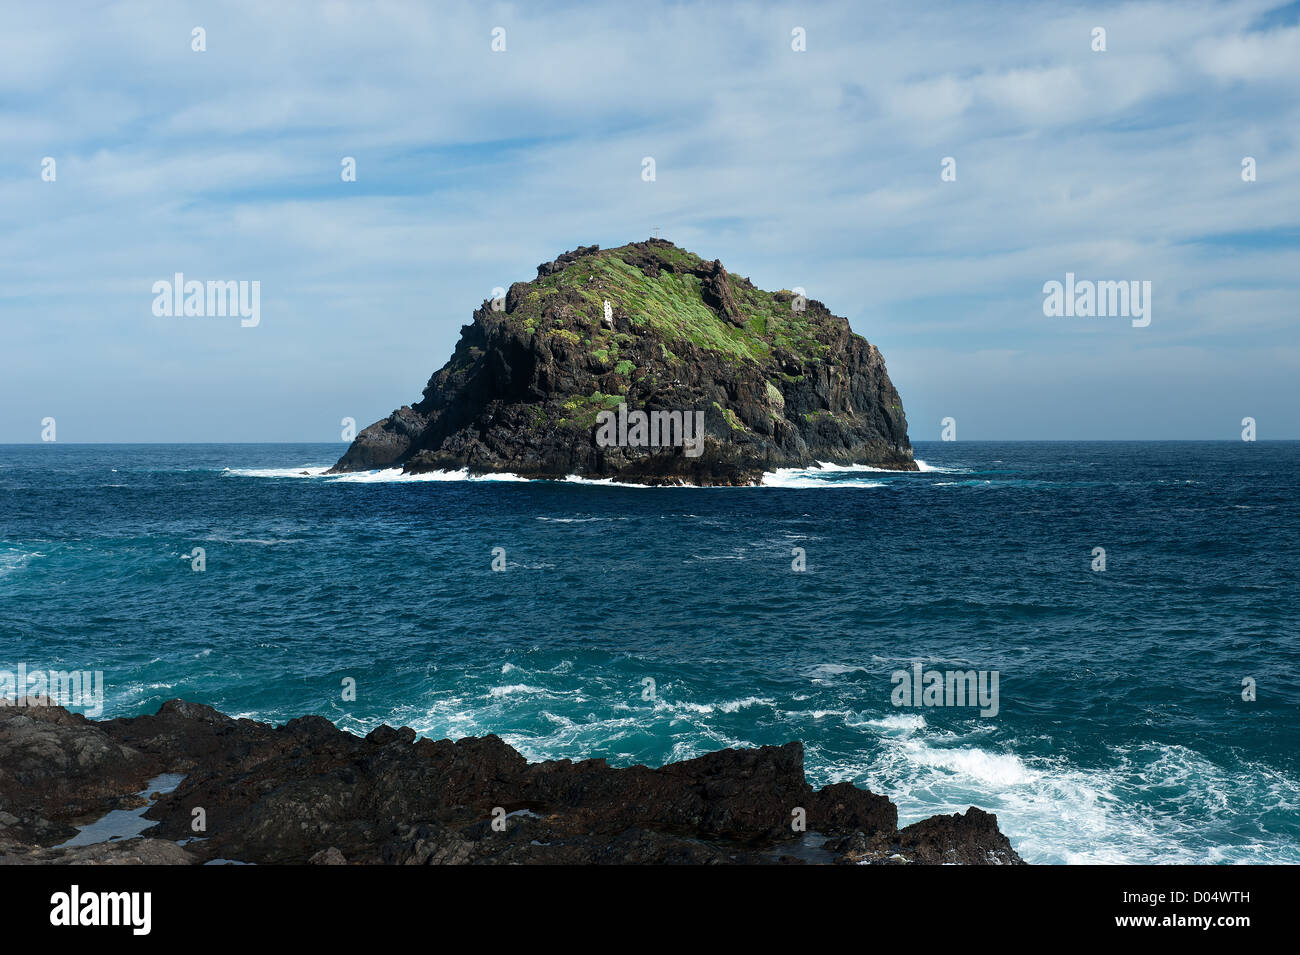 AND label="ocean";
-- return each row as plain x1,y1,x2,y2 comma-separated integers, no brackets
2,440,1297,864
